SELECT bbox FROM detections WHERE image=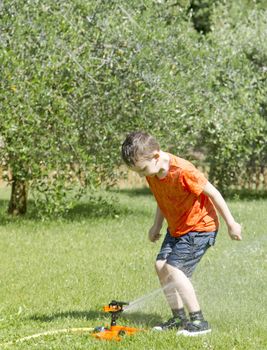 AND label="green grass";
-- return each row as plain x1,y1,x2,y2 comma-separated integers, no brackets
0,186,266,349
